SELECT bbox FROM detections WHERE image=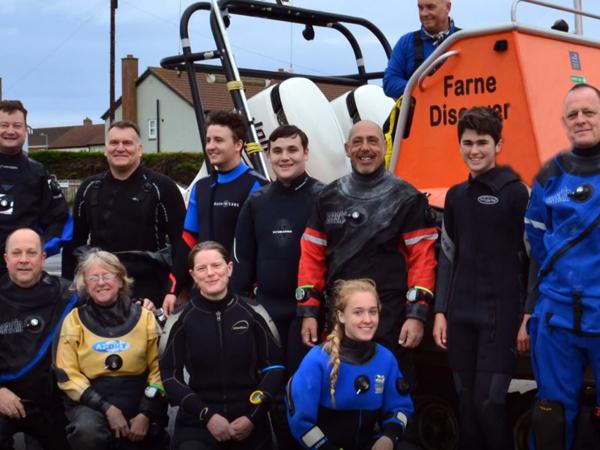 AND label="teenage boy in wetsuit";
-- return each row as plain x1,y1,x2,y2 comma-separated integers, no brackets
433,107,530,450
